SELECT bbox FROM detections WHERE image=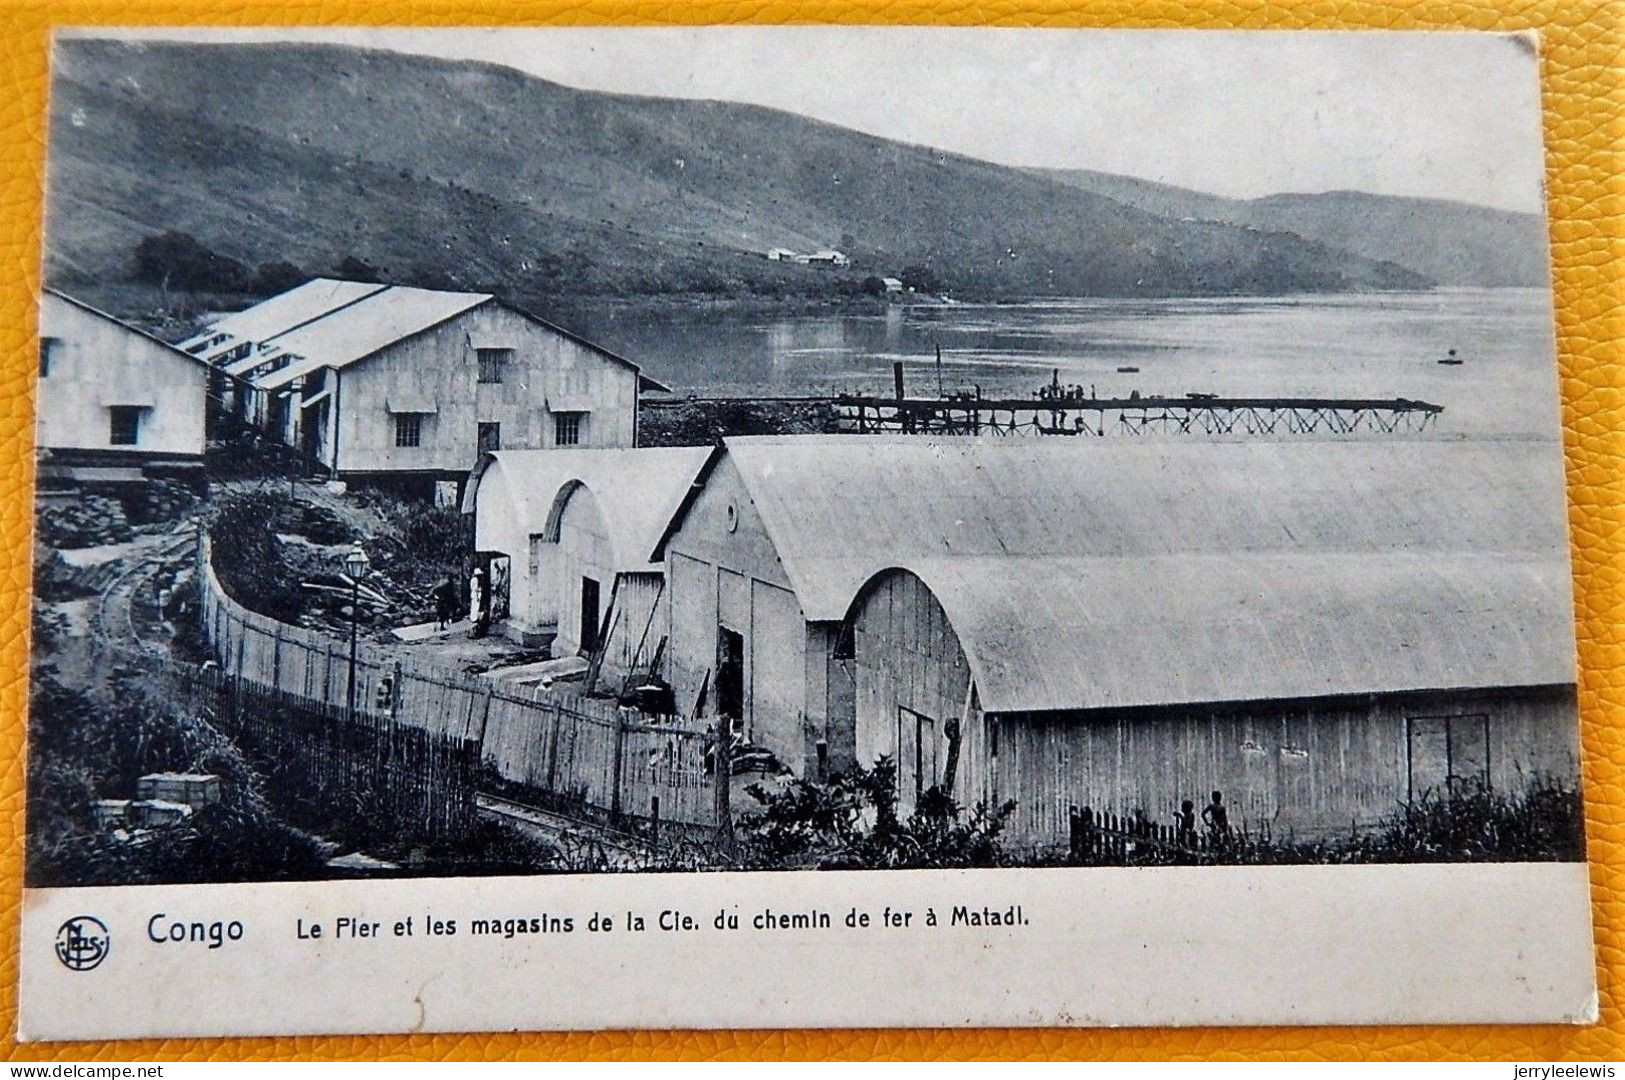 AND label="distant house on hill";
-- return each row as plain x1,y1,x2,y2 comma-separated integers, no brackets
880,277,904,295
179,278,667,500
765,248,798,262
796,250,850,267
36,289,214,479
